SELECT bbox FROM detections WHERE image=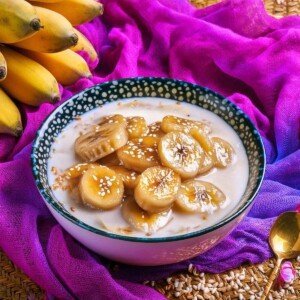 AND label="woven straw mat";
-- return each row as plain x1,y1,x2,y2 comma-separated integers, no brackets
1,0,299,299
